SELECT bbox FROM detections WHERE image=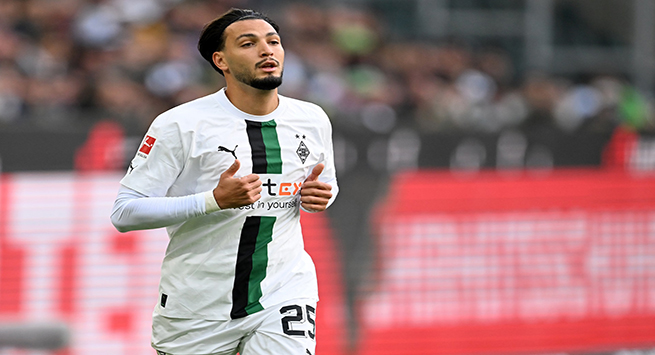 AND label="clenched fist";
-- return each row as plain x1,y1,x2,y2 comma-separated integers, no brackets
212,160,262,209
300,164,332,212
